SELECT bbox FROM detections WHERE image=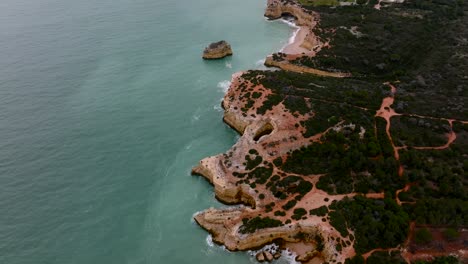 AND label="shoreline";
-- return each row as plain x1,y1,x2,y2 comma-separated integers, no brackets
193,1,350,264
280,24,311,55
